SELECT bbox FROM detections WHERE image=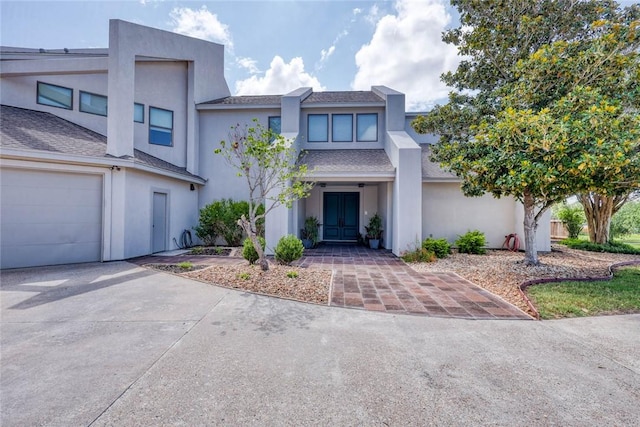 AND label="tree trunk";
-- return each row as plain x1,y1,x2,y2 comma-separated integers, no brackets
522,192,539,266
239,215,269,271
577,193,628,244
